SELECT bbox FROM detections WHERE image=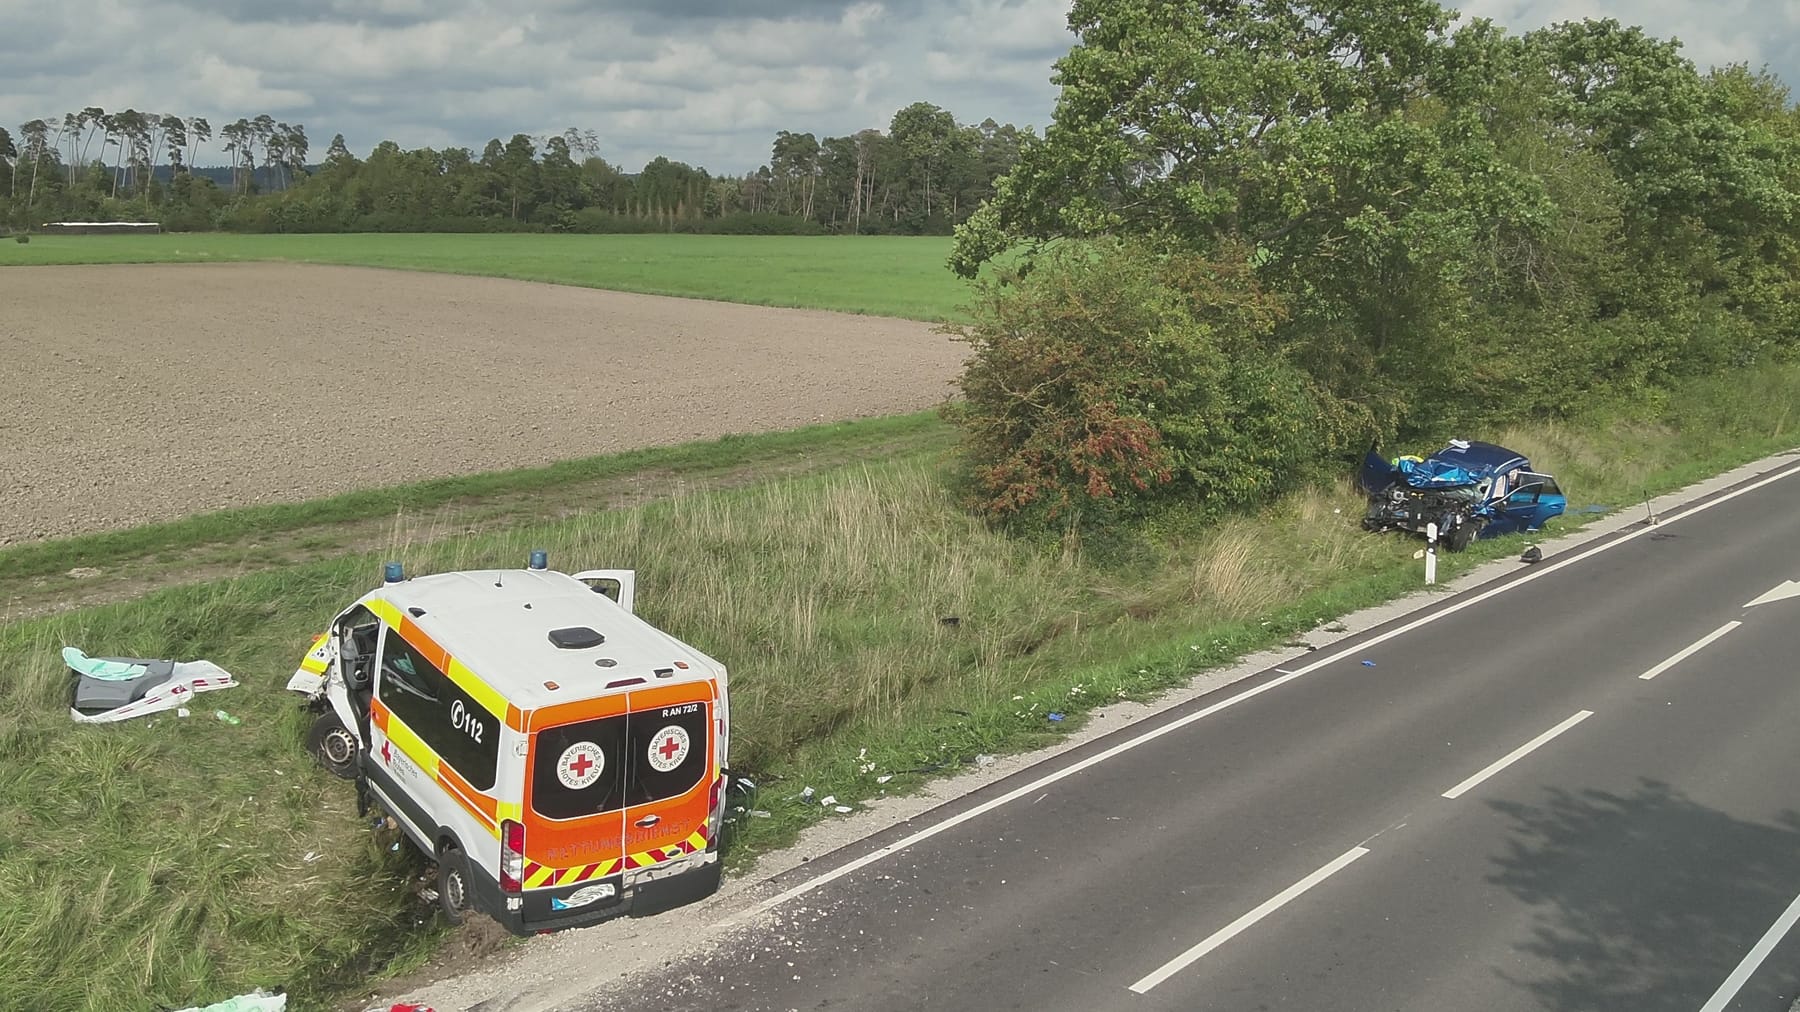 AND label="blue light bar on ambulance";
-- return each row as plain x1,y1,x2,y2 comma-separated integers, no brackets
528,549,548,571
384,562,404,583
